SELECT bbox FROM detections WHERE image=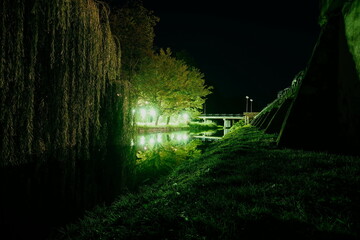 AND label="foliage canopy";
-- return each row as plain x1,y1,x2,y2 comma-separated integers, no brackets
109,0,159,81
133,49,213,124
